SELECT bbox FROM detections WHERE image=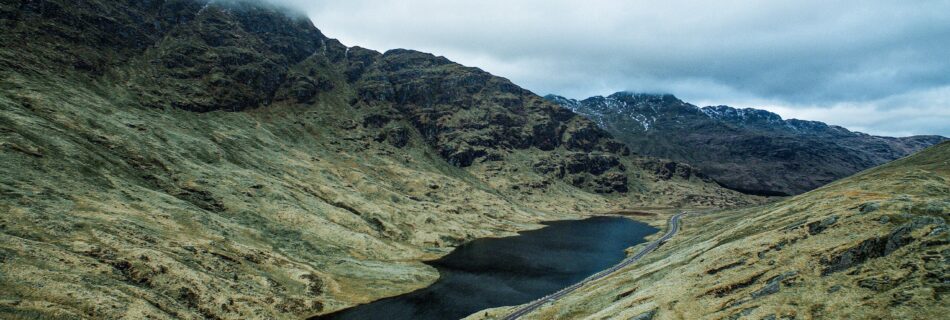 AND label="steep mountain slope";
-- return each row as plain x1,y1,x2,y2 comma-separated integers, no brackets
476,141,950,320
0,1,757,319
547,92,946,196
